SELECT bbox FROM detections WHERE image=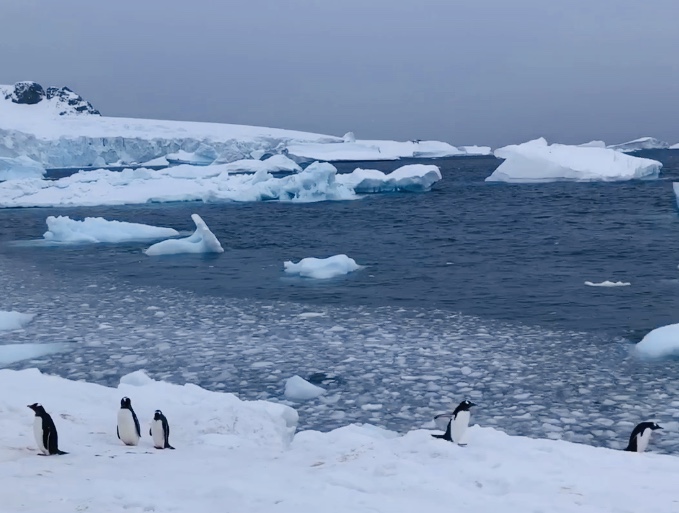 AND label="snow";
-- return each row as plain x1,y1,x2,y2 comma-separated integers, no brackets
635,323,679,358
286,140,463,162
2,368,679,513
0,156,46,181
578,140,607,148
487,138,662,183
216,154,302,174
43,216,179,244
0,311,34,331
608,137,670,152
336,164,442,192
584,281,631,287
0,344,66,366
145,214,224,256
284,375,326,401
283,254,361,279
